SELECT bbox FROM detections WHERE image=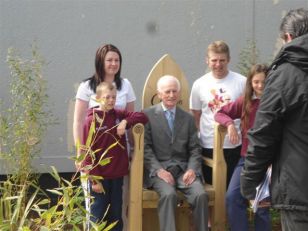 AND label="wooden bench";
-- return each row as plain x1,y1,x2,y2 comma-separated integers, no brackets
128,123,227,231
